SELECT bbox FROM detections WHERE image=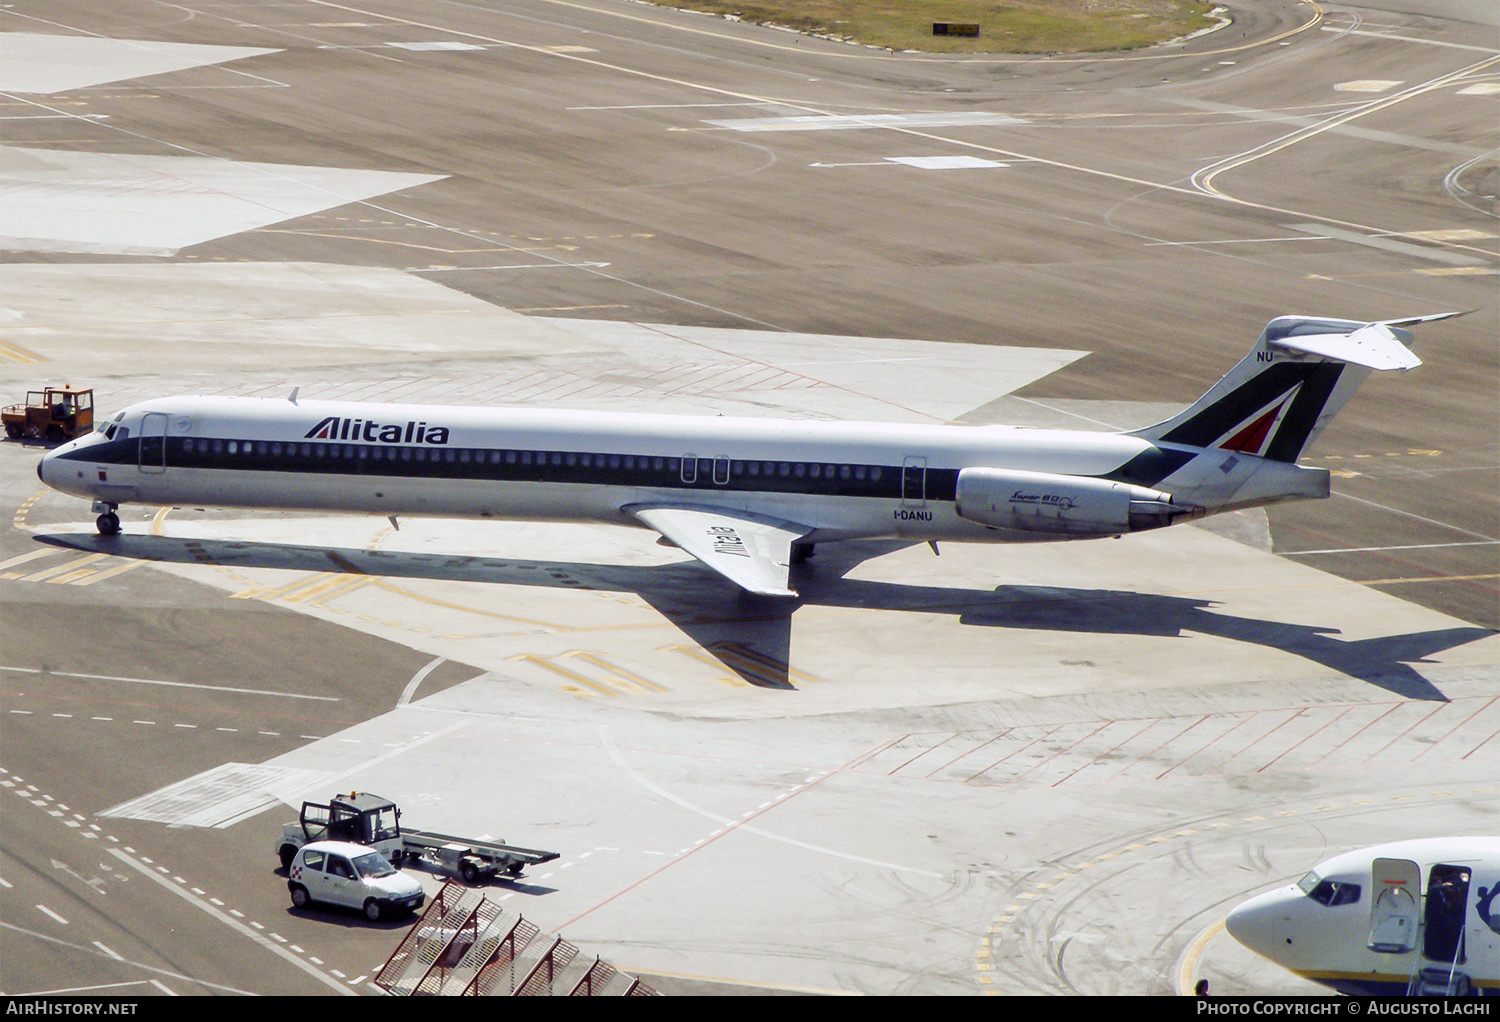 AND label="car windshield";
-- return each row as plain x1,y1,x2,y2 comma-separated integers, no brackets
351,851,396,878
